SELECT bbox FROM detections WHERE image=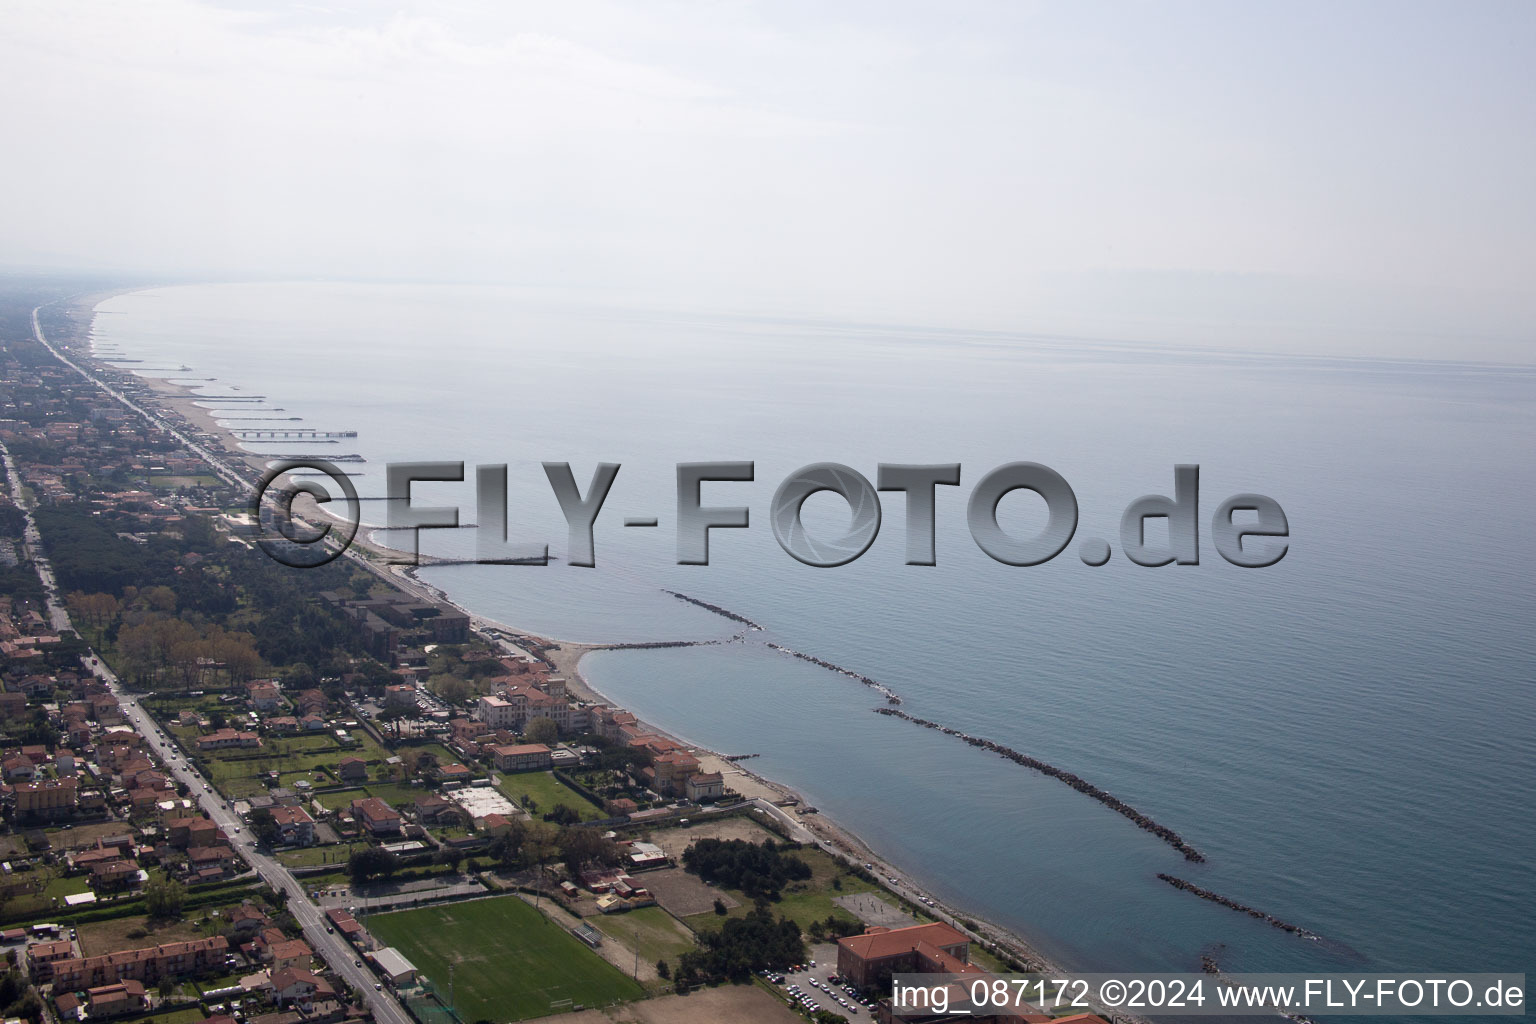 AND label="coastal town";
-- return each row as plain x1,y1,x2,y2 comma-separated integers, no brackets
0,283,1102,1024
